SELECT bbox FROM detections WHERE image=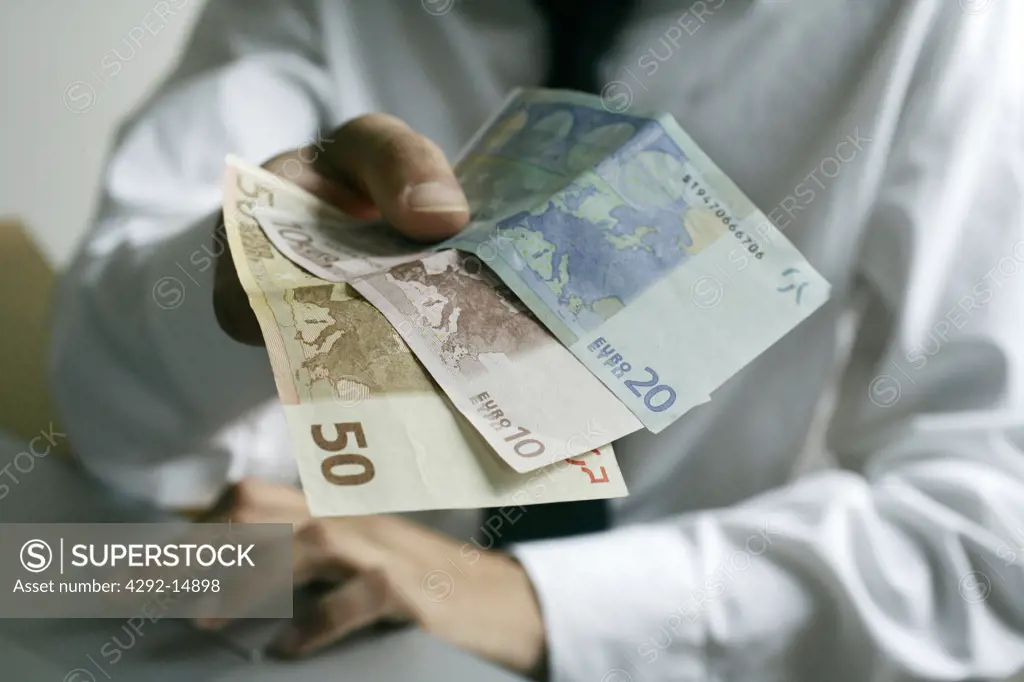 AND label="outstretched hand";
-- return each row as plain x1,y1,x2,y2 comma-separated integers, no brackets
196,480,546,677
213,113,470,345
